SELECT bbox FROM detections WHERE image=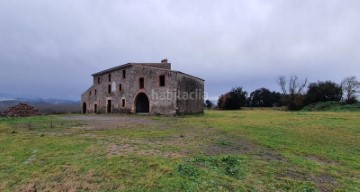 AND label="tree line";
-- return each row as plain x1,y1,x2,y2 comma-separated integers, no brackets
205,75,360,110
